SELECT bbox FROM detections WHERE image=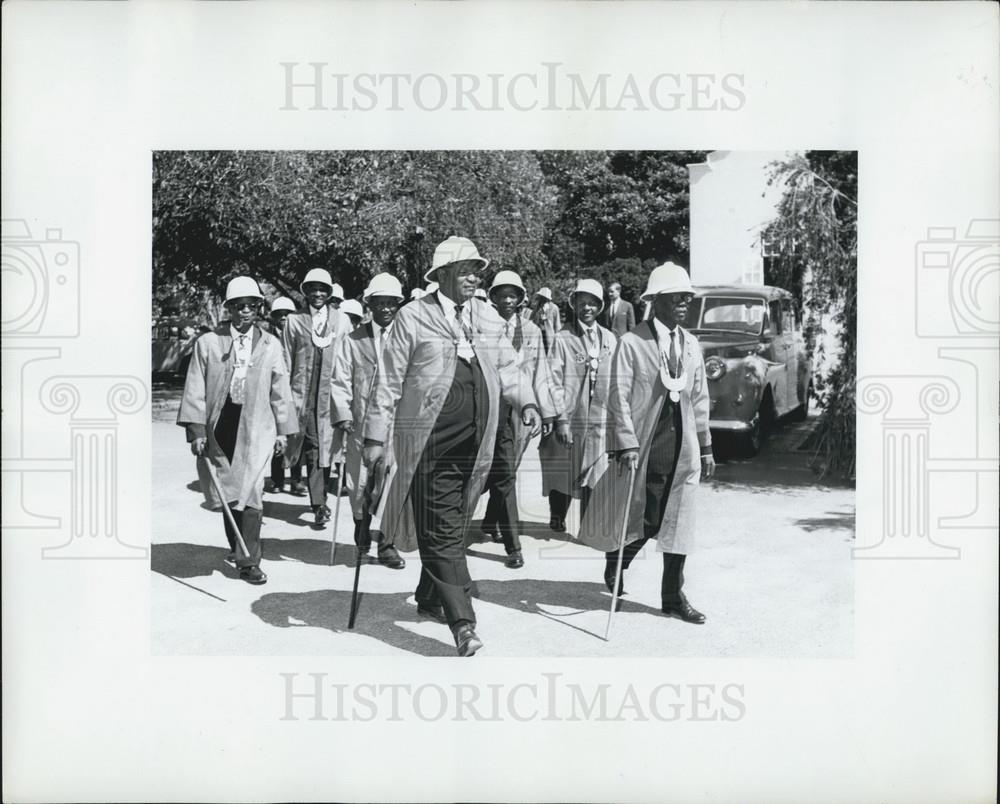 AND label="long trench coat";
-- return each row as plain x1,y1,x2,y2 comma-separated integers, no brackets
363,293,537,553
577,322,712,556
538,323,618,498
177,324,298,511
497,315,561,460
330,323,395,523
282,309,352,468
